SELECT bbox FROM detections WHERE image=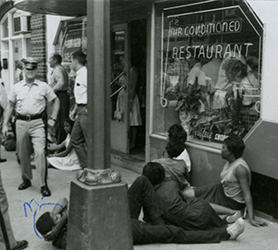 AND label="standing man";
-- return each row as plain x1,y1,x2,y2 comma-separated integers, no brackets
70,51,87,169
2,58,60,197
48,53,69,144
